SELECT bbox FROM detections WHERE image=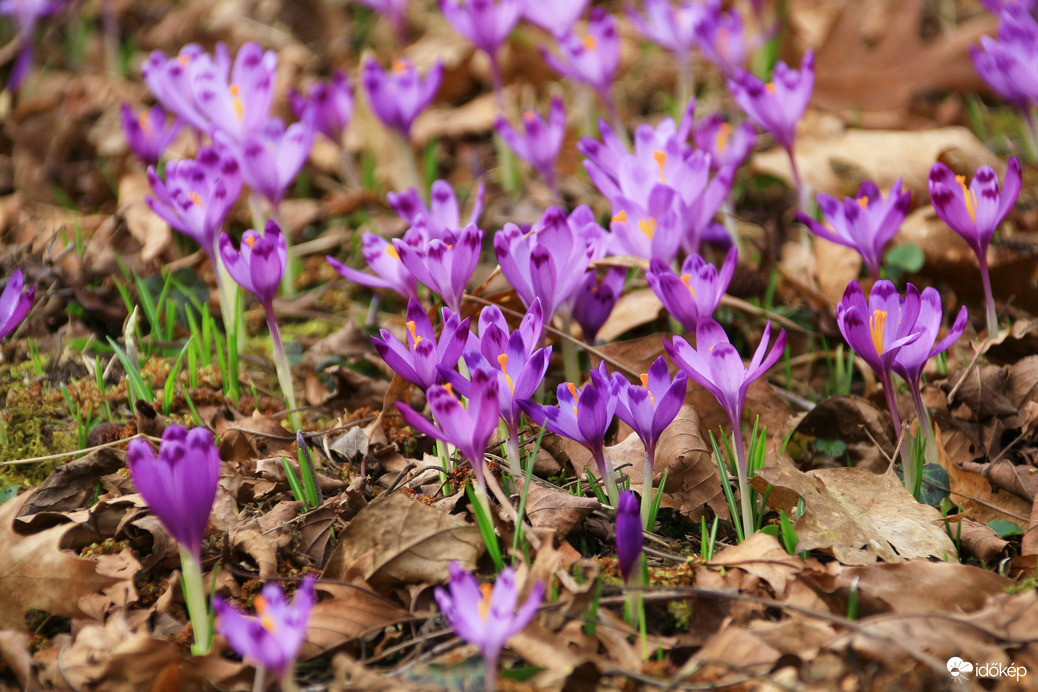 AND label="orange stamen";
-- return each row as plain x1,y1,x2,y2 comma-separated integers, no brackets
640,373,655,406
652,150,667,184
189,192,203,208
766,82,777,94
254,595,276,633
229,84,244,121
869,309,887,356
582,34,597,51
244,234,256,248
498,354,514,394
478,583,494,620
138,112,151,135
715,122,732,154
177,55,191,67
523,110,536,123
955,175,977,223
567,382,579,419
406,320,422,346
611,210,628,223
680,273,696,298
393,59,410,74
857,196,869,210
